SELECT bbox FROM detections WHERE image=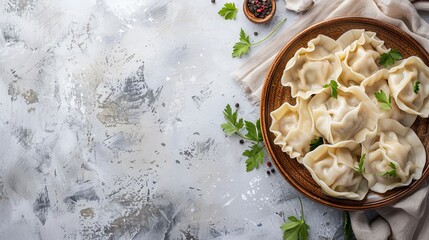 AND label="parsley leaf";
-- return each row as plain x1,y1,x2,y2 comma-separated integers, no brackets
414,81,421,94
221,104,244,136
221,104,265,172
343,212,355,240
281,198,310,240
374,90,392,110
243,143,264,172
383,162,397,177
322,80,339,99
232,29,251,58
379,49,403,67
232,18,287,58
309,137,323,152
357,154,365,174
218,3,238,20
